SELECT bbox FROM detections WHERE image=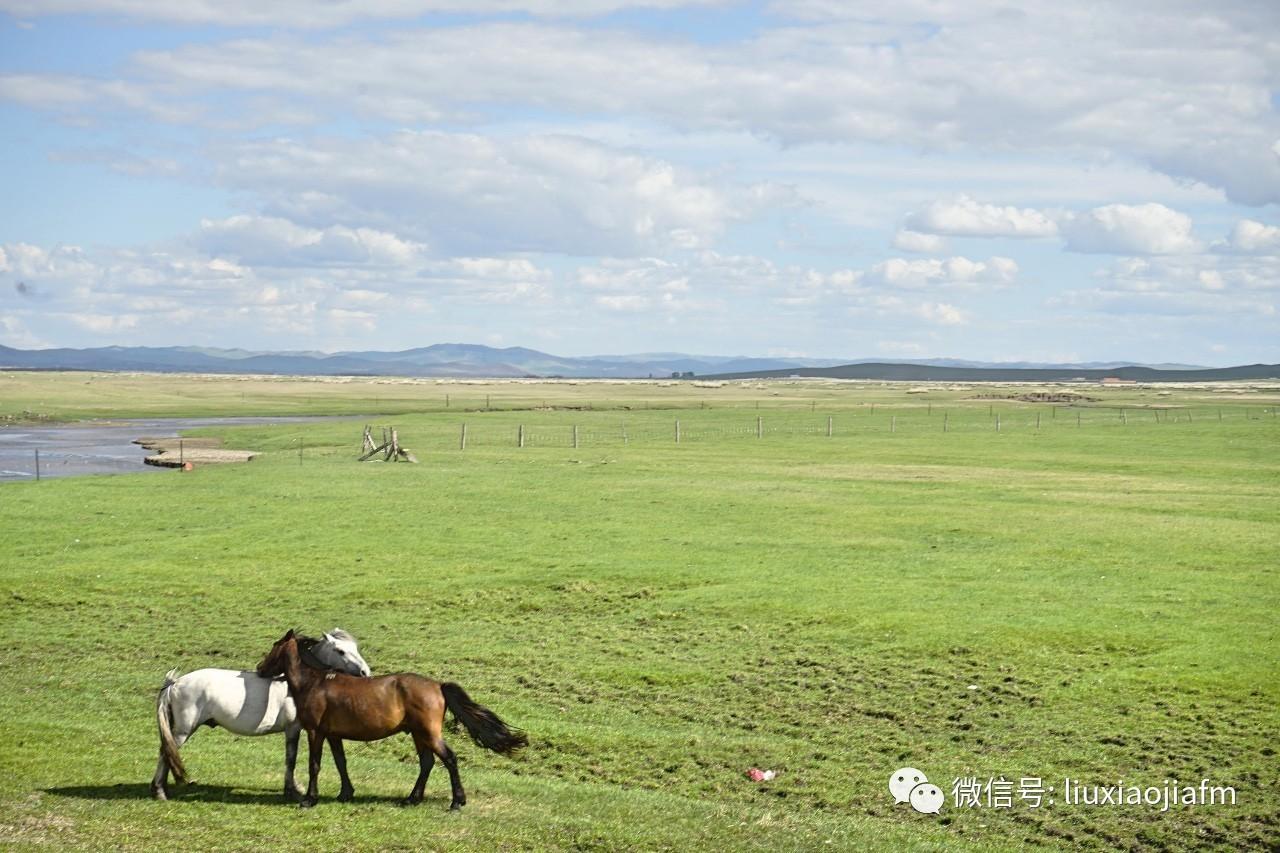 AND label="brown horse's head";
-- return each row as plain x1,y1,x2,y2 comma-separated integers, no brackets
256,629,298,678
